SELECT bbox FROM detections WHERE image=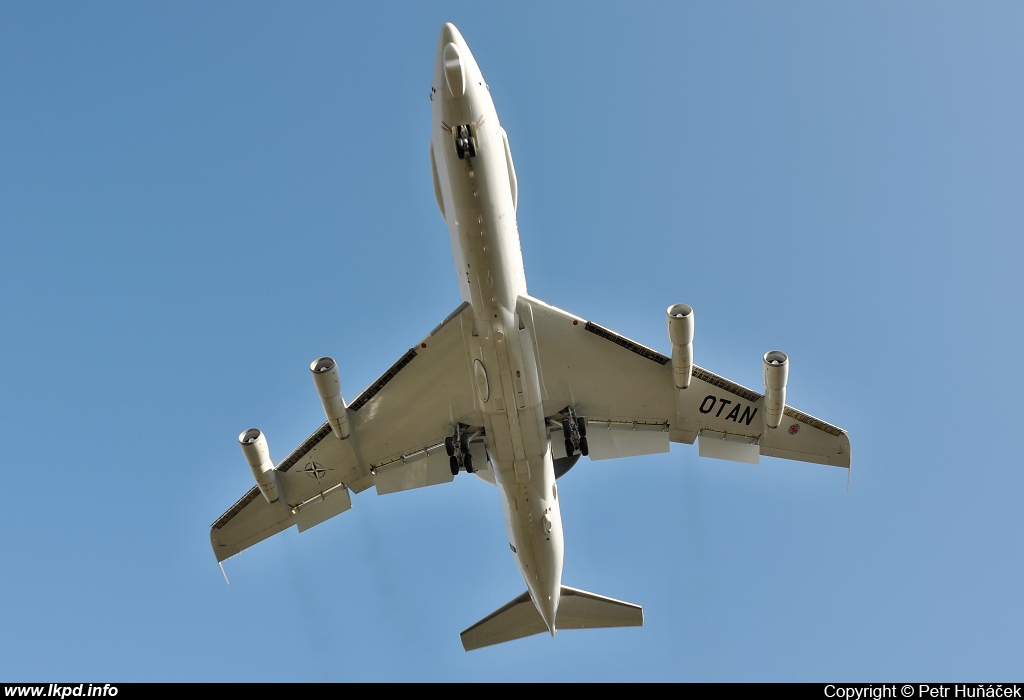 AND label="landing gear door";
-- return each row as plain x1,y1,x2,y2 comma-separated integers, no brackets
585,421,670,461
